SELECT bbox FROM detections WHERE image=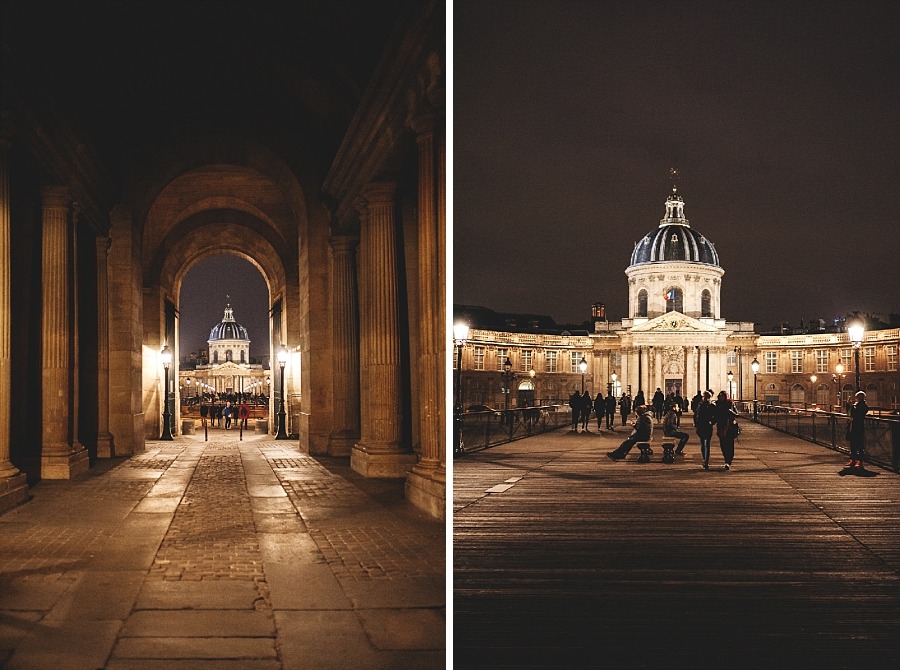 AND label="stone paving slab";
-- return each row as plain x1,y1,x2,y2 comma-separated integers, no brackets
135,580,260,610
4,618,122,670
106,661,281,670
119,610,275,637
266,562,352,610
357,607,445,649
112,636,277,659
44,570,145,621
